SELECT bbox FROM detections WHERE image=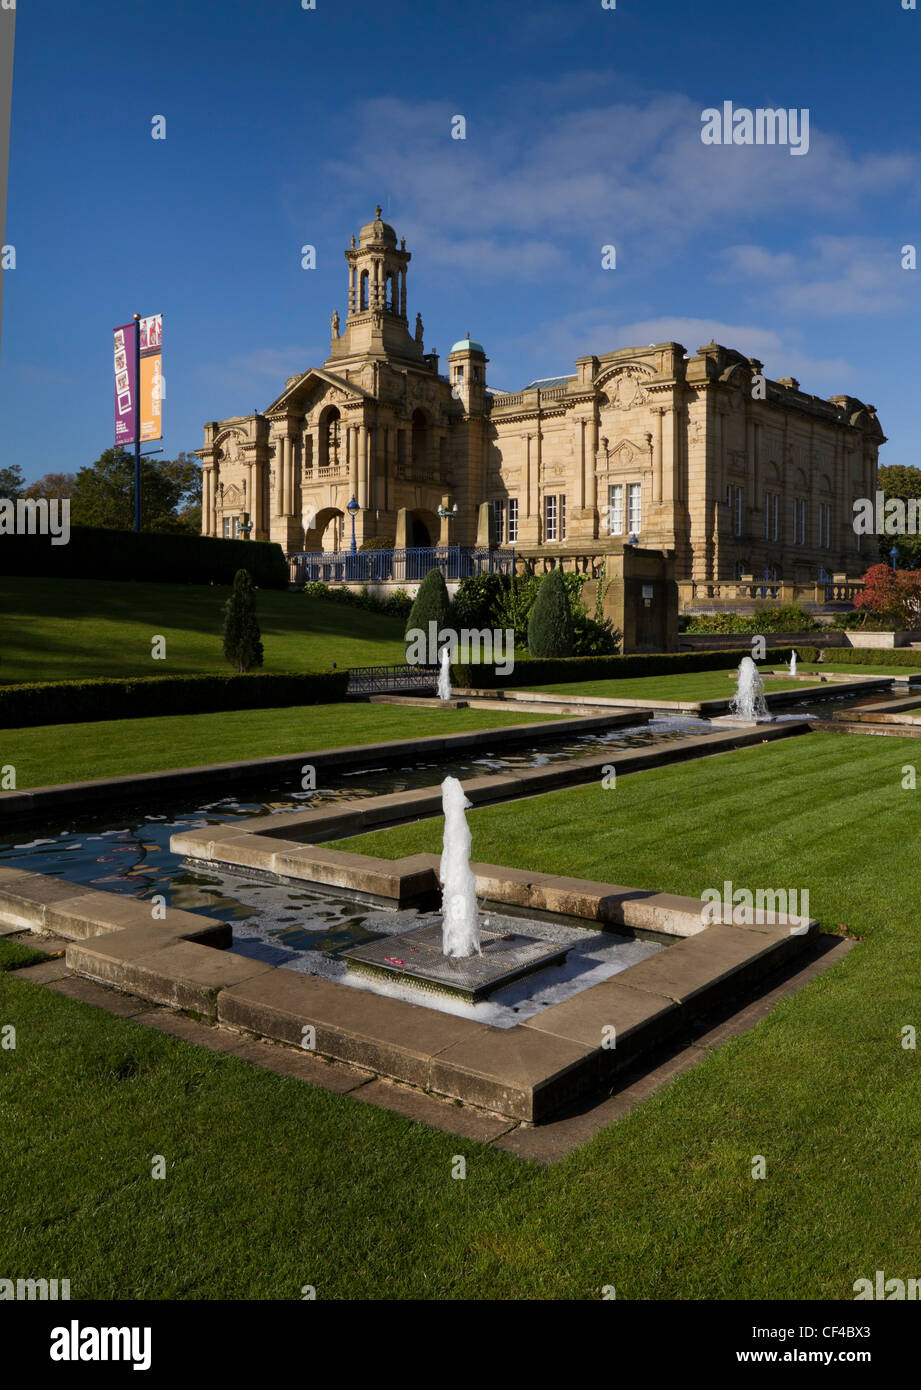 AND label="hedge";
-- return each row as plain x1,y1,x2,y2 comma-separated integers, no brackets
0,528,289,588
451,647,799,688
822,647,921,668
0,671,348,730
